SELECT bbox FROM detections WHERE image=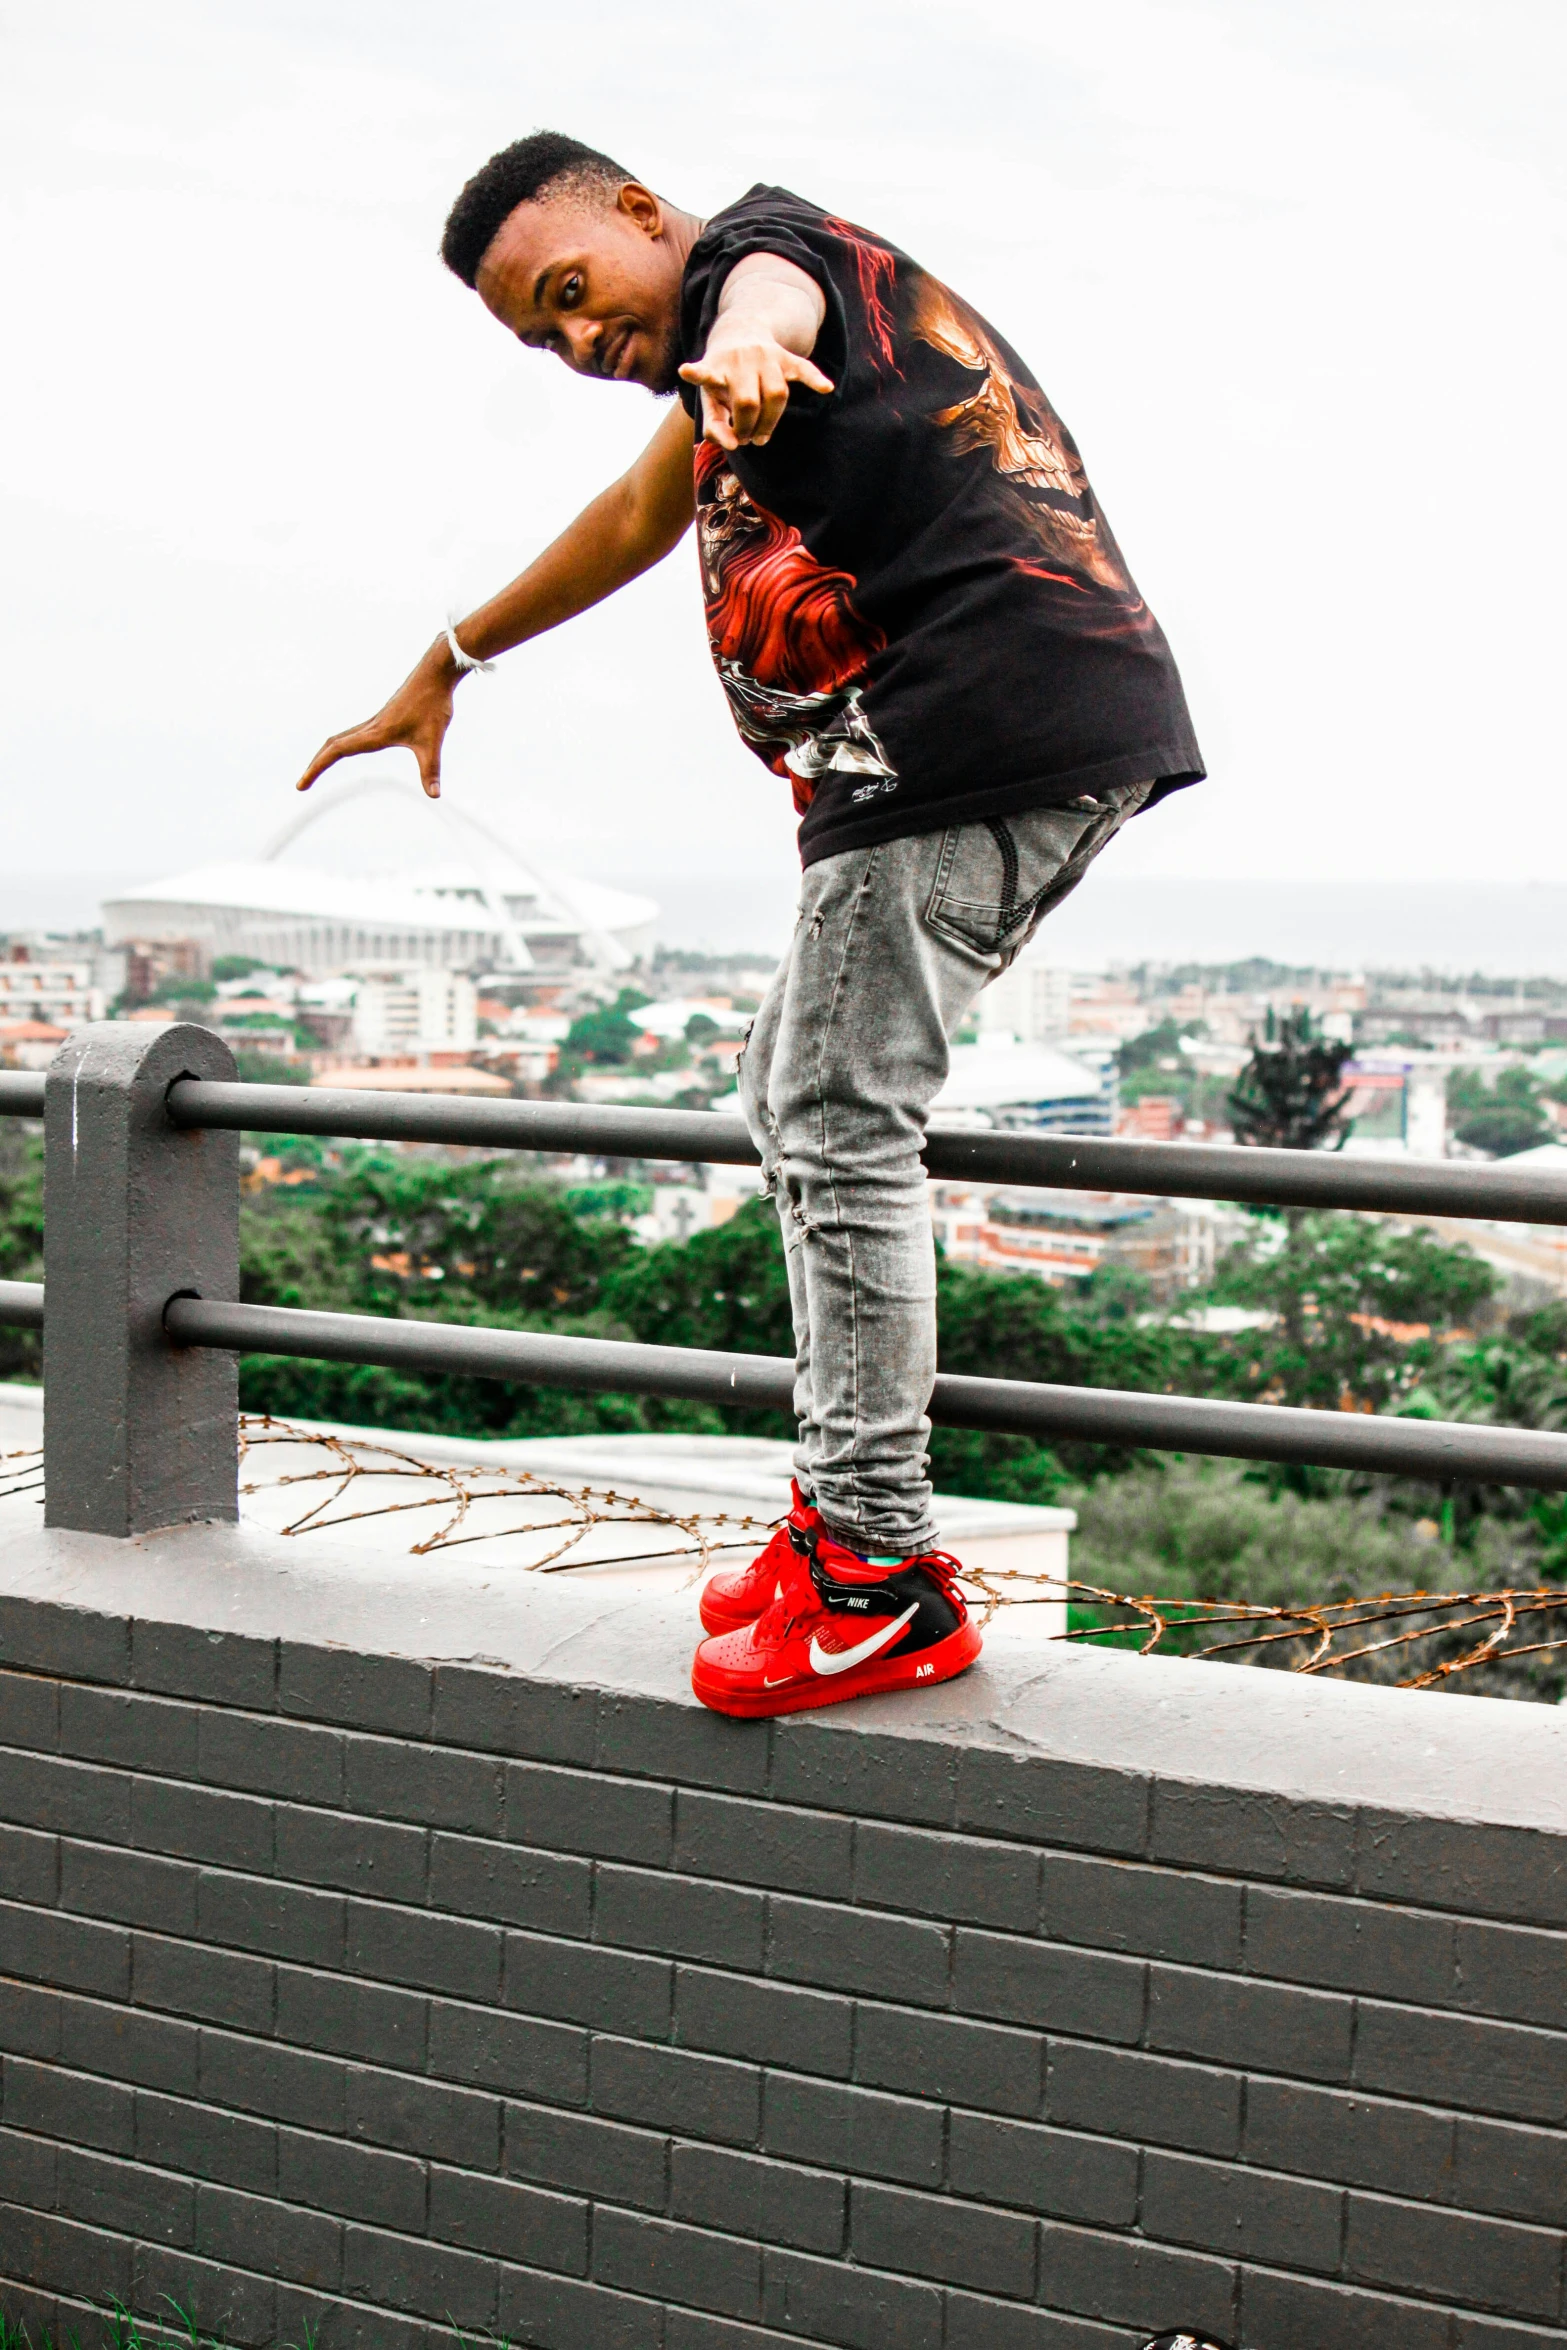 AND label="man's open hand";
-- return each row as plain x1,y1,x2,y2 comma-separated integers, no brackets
295,641,458,799
680,332,833,450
